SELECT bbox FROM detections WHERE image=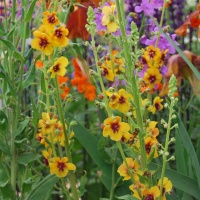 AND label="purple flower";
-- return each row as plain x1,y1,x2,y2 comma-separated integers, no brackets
143,33,179,54
135,0,155,16
160,65,168,76
154,0,164,9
